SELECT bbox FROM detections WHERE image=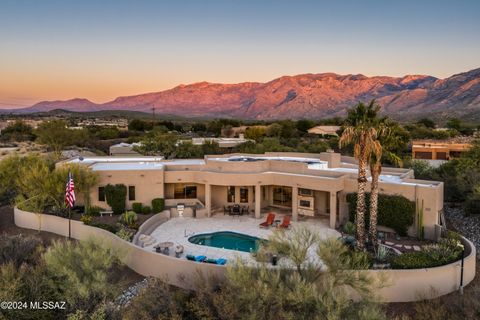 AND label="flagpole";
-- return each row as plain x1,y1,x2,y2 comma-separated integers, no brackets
68,205,71,239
